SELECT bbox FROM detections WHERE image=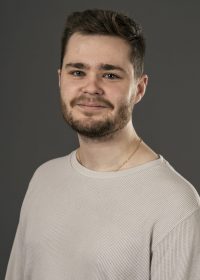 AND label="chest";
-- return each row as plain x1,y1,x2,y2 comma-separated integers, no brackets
22,183,154,279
